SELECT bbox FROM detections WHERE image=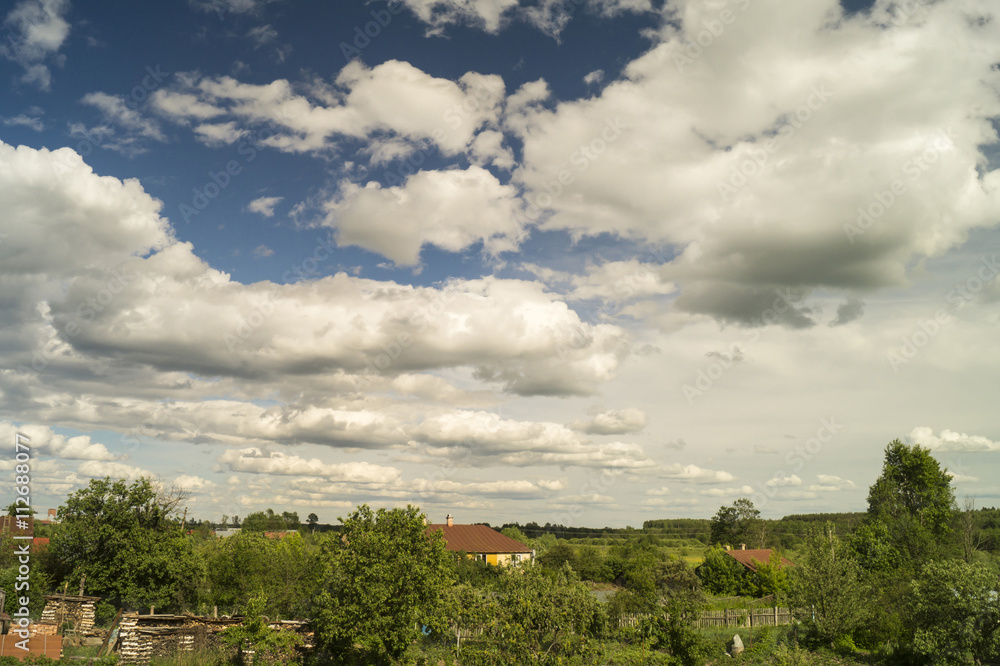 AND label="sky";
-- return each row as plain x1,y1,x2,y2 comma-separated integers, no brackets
1,0,999,529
